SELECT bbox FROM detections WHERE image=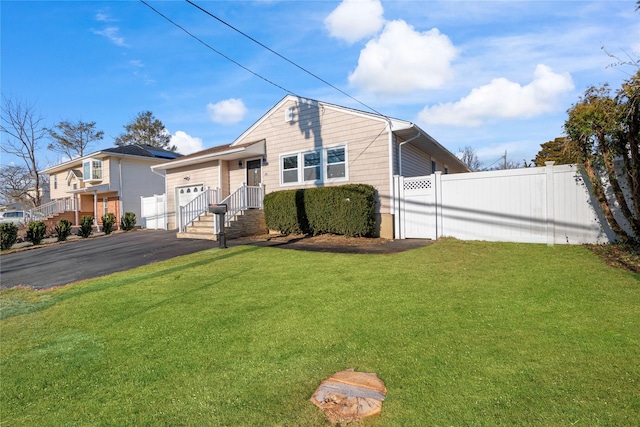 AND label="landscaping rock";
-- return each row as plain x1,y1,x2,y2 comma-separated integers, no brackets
310,368,386,424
